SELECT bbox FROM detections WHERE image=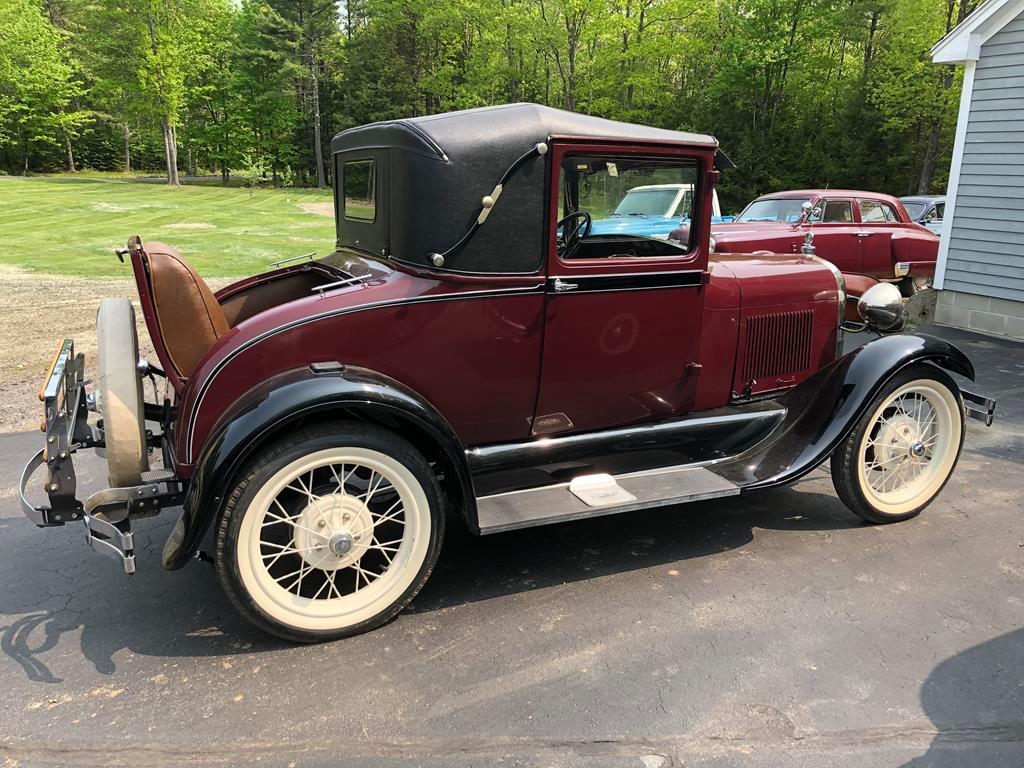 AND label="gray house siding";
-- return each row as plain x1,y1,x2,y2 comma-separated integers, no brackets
936,12,1024,340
